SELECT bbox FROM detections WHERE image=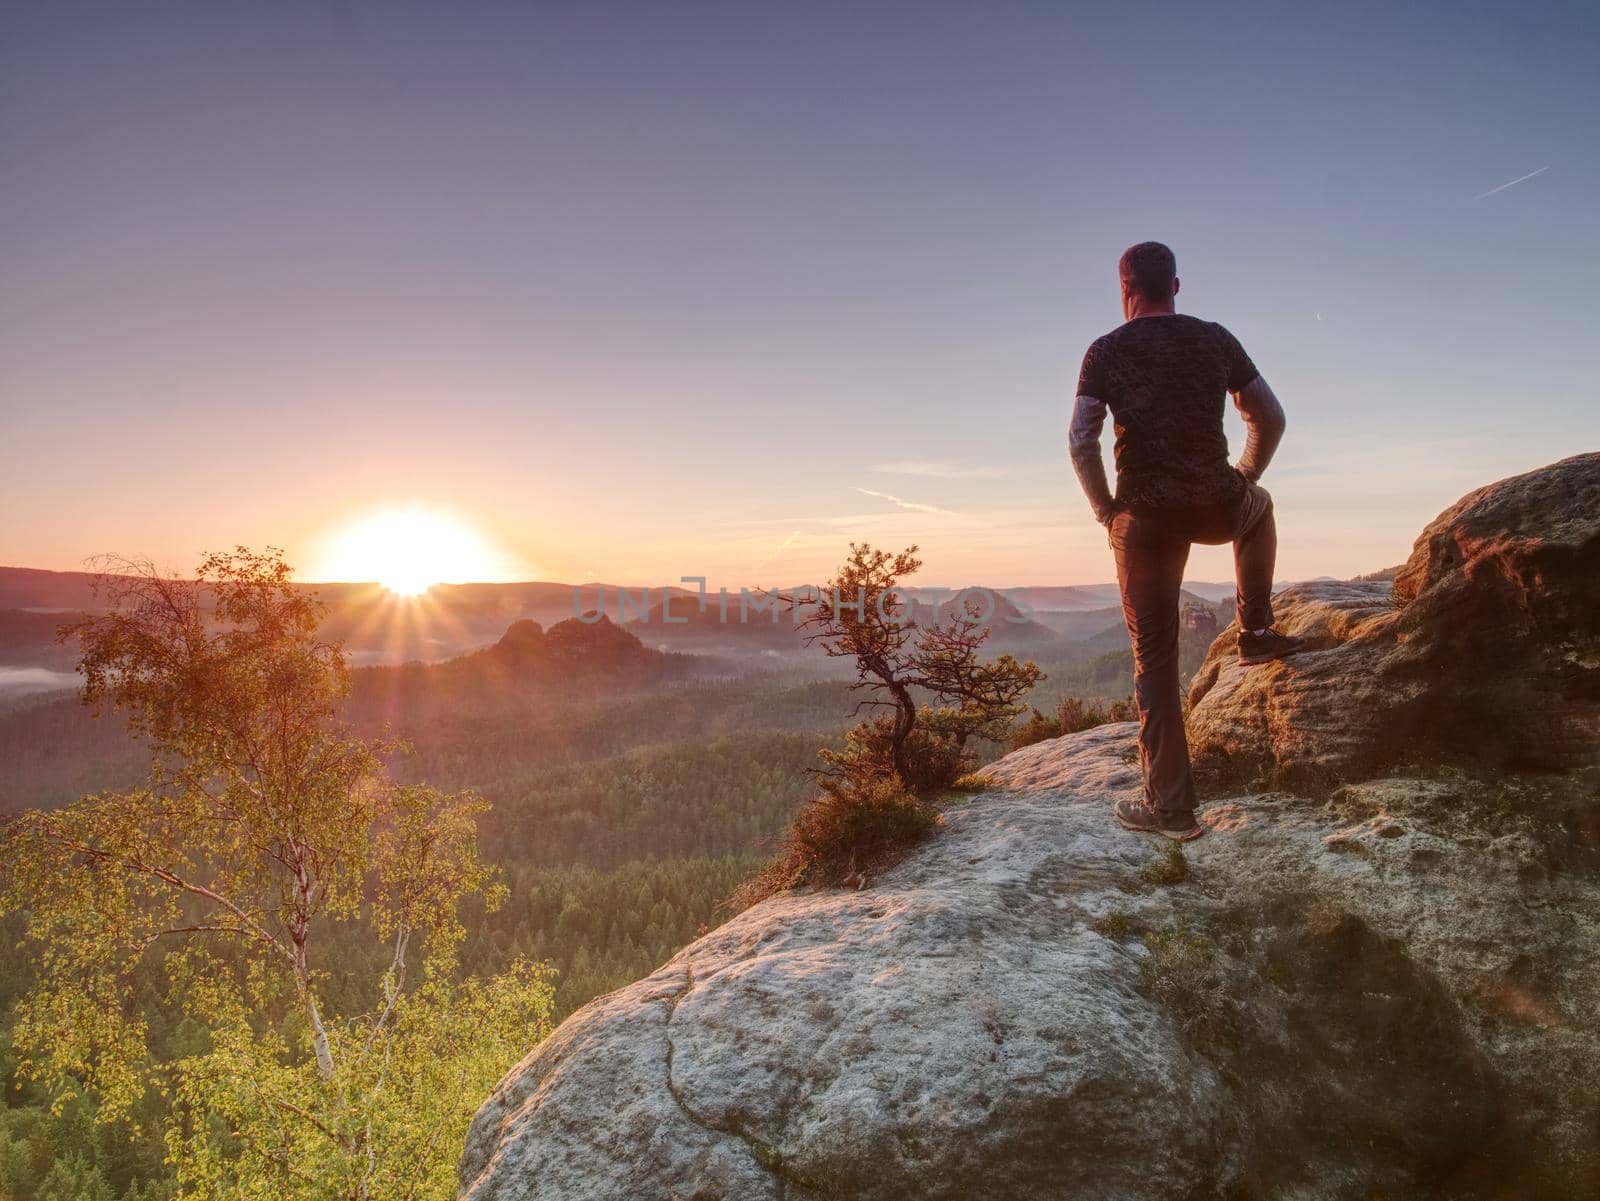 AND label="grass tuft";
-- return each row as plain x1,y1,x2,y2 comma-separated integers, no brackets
729,779,939,911
1139,927,1227,1038
1140,840,1188,886
1089,909,1137,940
